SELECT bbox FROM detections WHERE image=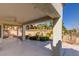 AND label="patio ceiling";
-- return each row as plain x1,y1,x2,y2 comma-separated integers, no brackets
0,3,59,25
